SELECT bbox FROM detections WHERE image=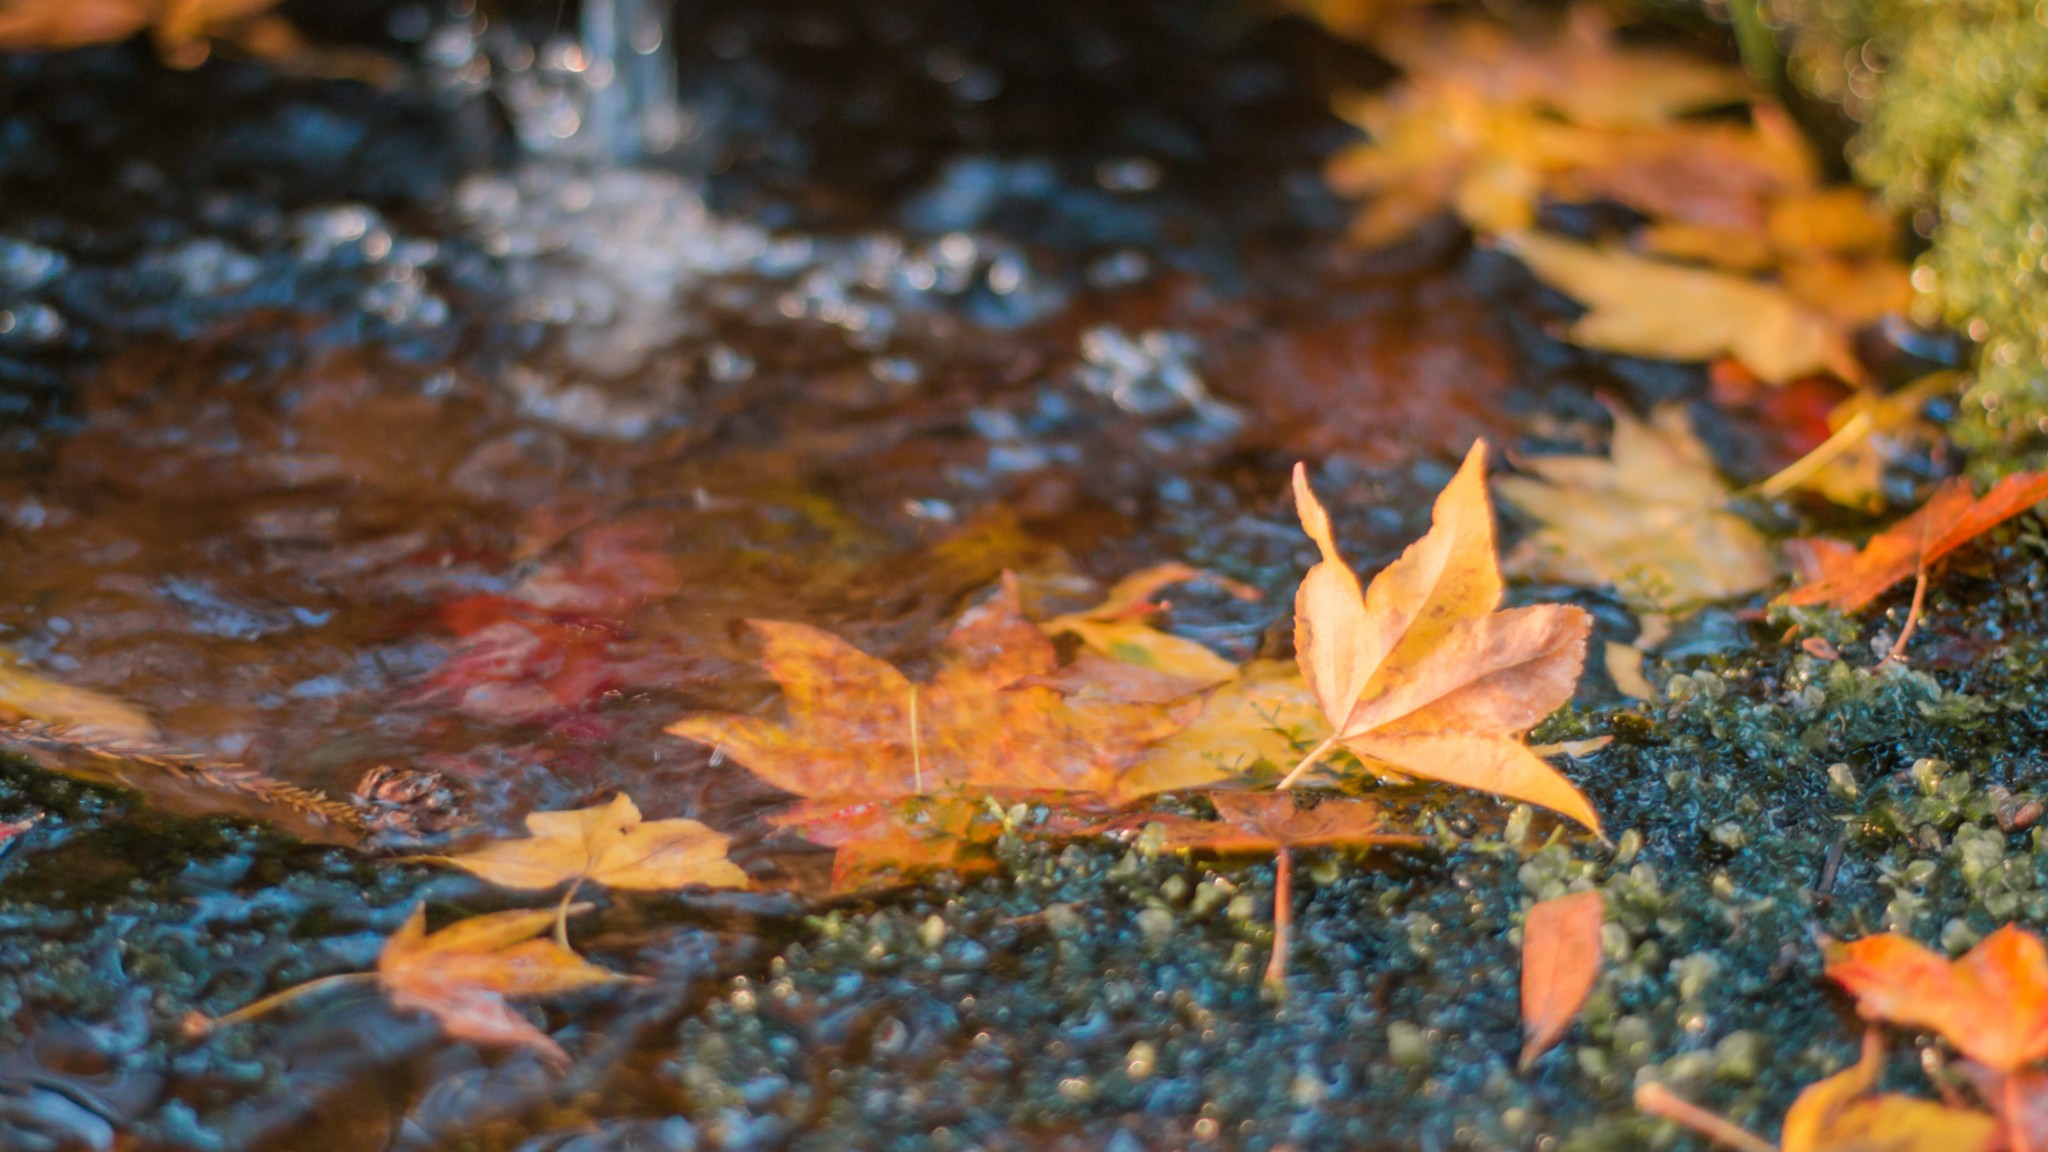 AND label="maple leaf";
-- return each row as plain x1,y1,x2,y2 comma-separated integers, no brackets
1135,792,1421,990
0,0,284,66
1115,659,1326,795
1369,5,1749,130
419,794,748,903
1281,444,1600,834
1038,562,1258,697
1779,471,2048,614
204,904,627,1066
1502,231,1858,384
1825,925,2048,1073
668,575,1192,883
1637,1032,1997,1152
1494,404,1778,611
1519,889,1602,1070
